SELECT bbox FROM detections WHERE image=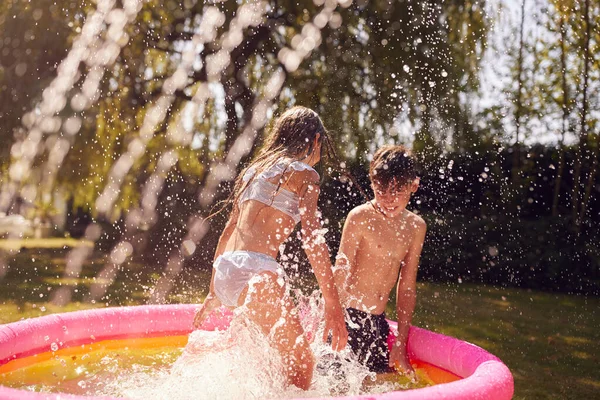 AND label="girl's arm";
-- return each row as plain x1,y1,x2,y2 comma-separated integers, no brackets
334,208,363,304
389,217,426,372
298,175,348,351
213,206,239,261
193,268,221,329
193,208,239,329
